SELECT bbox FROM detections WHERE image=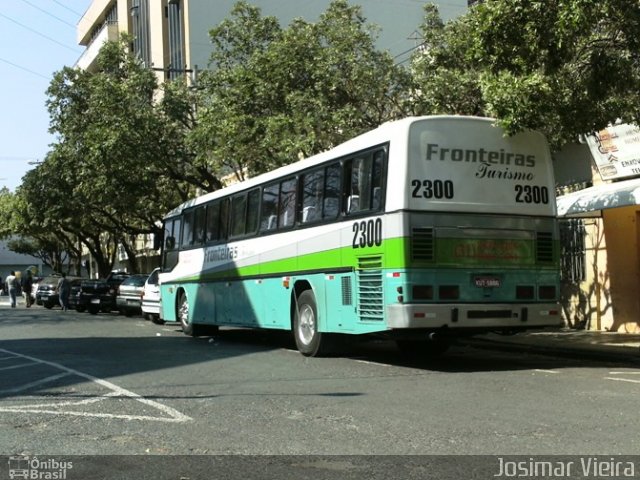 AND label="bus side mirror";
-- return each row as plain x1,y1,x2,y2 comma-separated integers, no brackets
153,233,163,251
165,236,176,250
